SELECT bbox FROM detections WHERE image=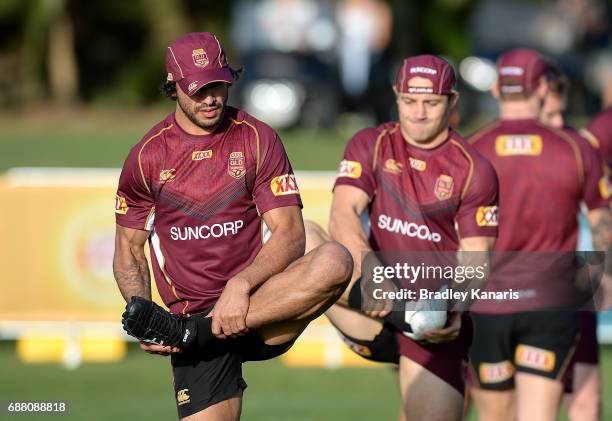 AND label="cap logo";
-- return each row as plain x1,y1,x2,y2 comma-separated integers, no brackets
188,81,199,93
500,85,524,94
407,87,434,93
192,48,209,68
410,66,437,75
500,66,524,76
